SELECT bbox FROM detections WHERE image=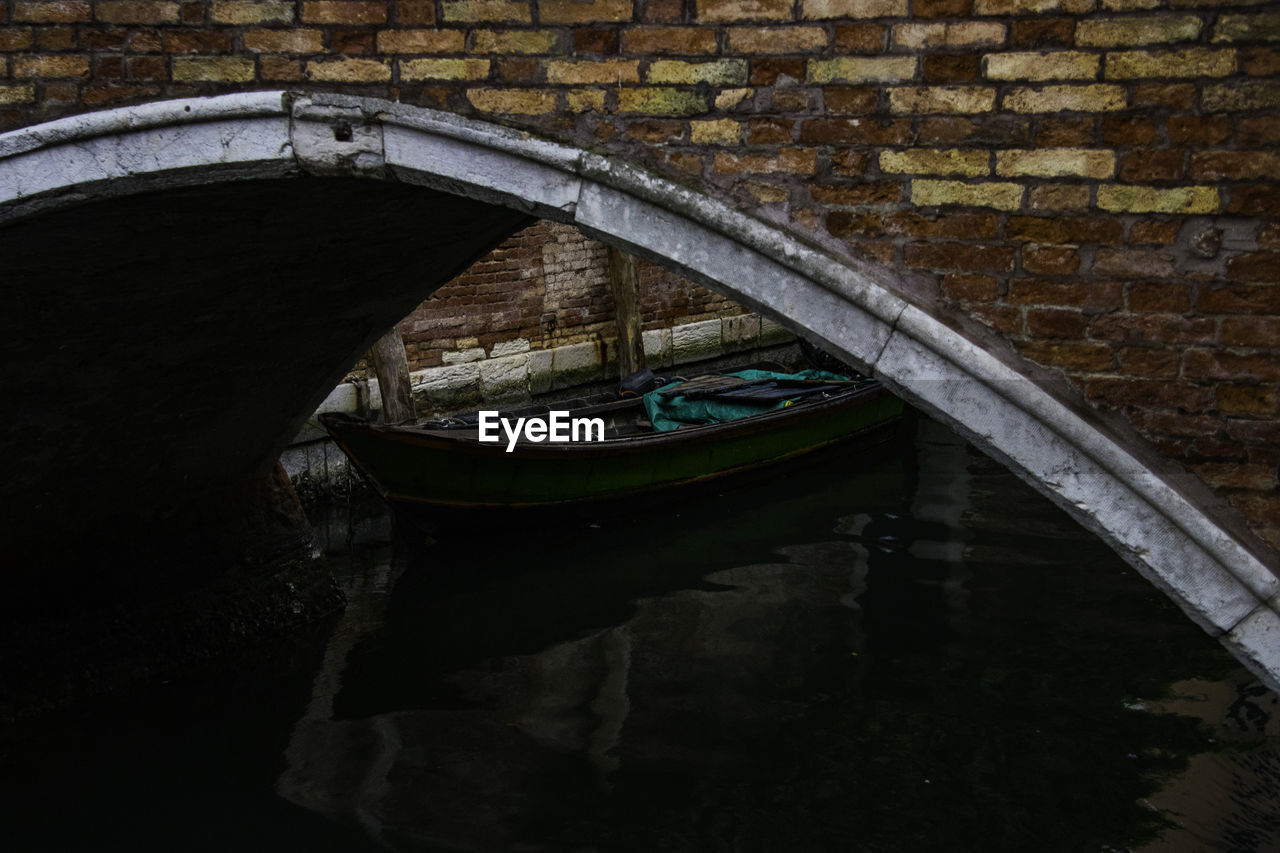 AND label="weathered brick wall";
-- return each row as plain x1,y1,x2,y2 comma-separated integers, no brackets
391,219,746,371
1,0,1276,547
